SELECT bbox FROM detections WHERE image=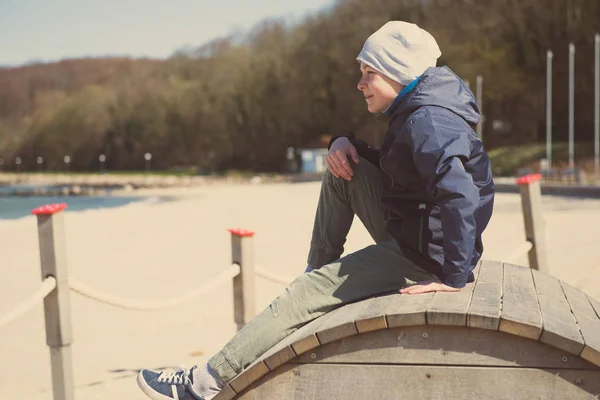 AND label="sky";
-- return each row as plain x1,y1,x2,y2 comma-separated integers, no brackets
0,0,335,67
